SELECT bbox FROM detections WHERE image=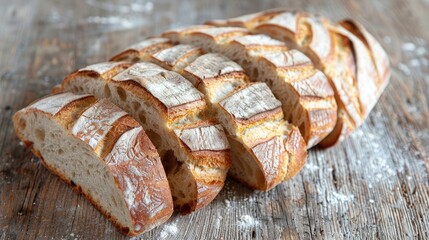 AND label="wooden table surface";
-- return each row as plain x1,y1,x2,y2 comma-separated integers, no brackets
0,0,428,239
